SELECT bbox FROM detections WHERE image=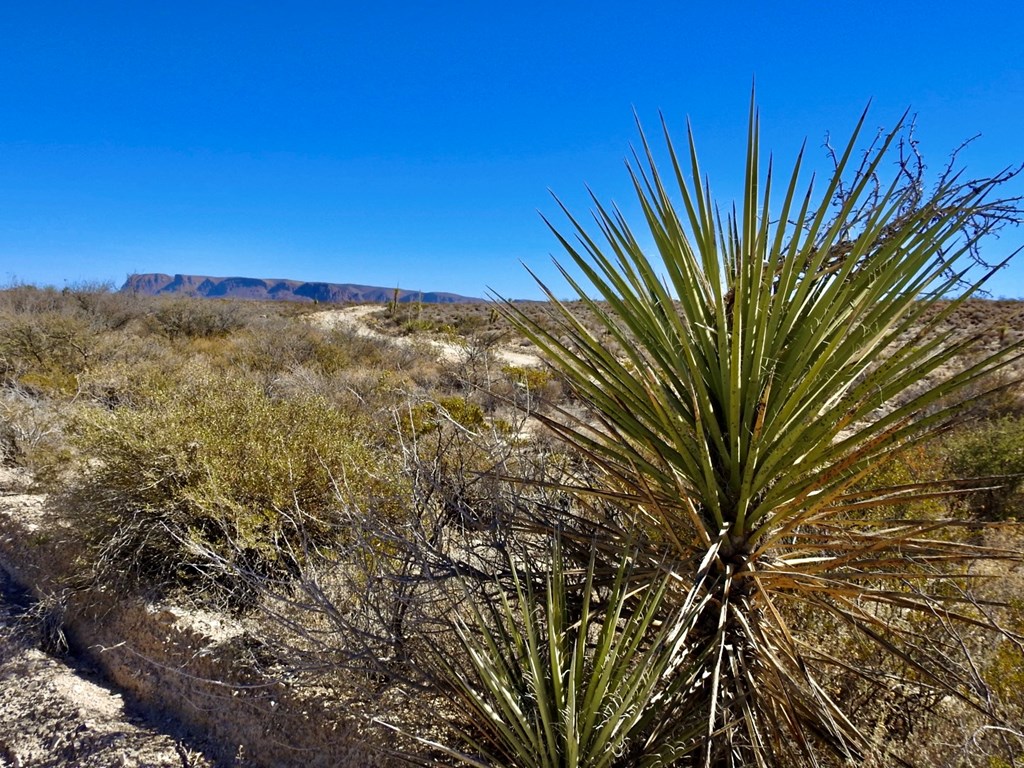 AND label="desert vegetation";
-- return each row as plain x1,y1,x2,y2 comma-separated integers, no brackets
1,103,1024,767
